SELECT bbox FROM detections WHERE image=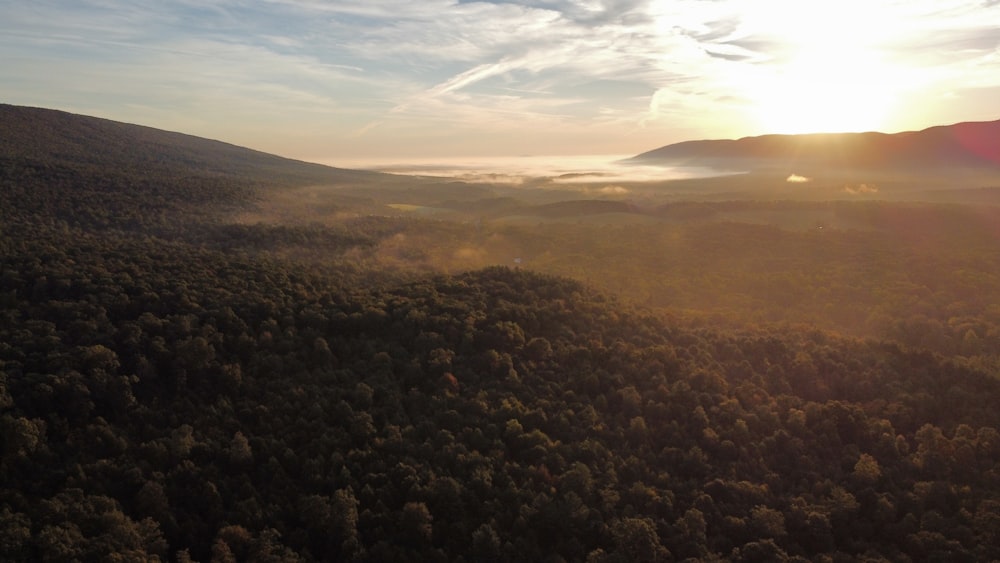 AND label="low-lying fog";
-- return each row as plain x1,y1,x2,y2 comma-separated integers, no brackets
319,154,731,184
